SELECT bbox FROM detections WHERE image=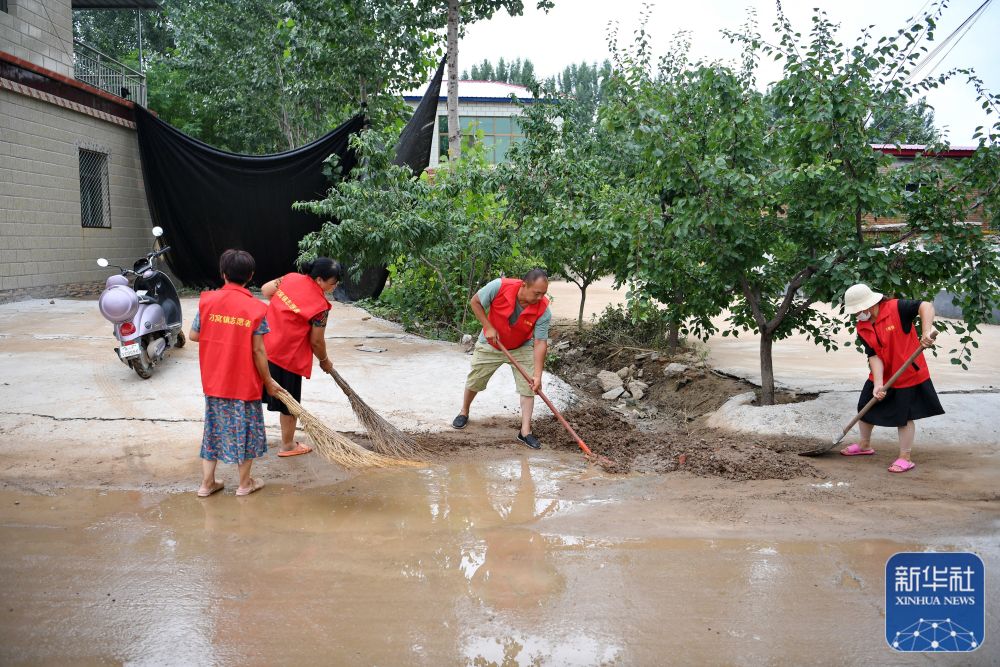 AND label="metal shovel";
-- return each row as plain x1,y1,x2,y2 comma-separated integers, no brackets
799,329,938,456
